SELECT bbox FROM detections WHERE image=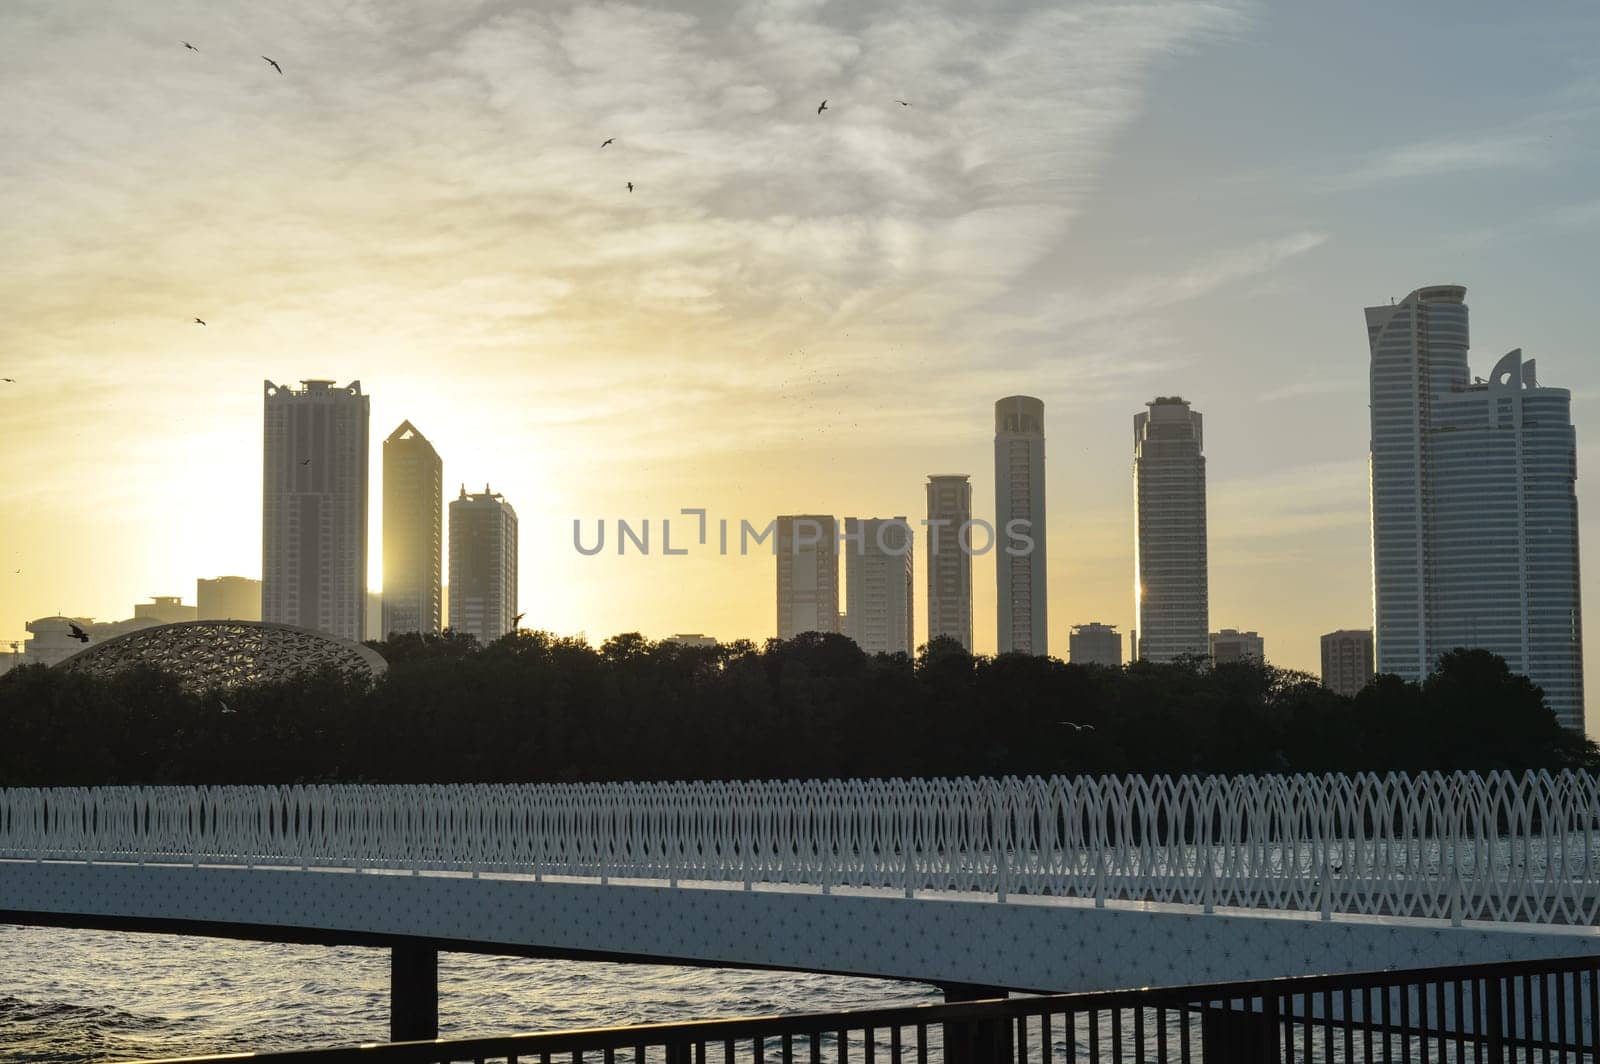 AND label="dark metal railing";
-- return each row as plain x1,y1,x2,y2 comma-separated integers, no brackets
123,954,1600,1064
